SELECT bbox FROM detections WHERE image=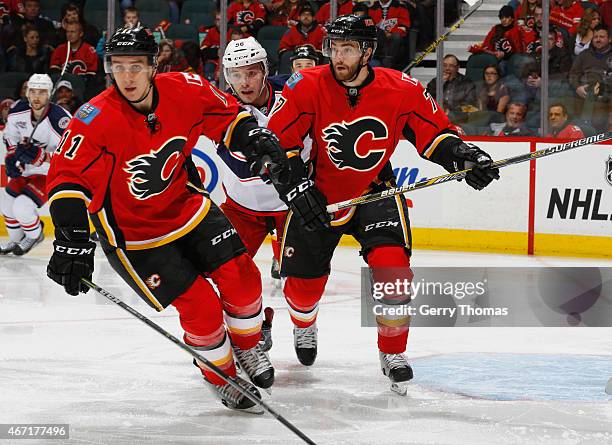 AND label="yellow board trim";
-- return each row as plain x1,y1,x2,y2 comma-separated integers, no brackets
2,217,611,259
